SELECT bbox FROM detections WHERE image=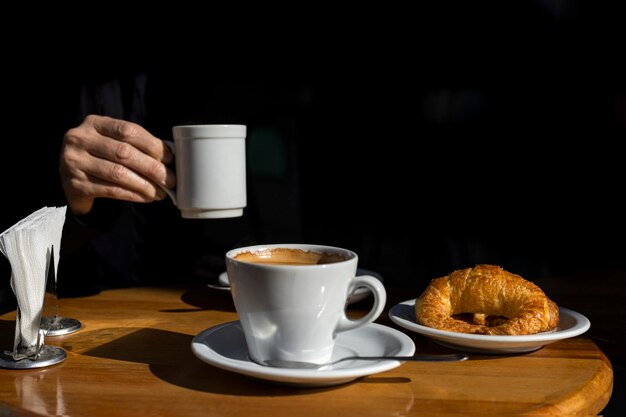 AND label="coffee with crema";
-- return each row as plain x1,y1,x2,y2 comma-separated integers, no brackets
233,248,350,266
